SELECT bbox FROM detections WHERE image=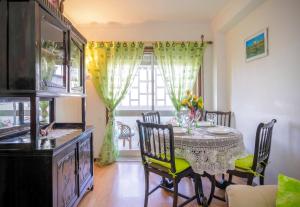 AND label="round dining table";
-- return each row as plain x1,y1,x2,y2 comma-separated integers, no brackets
173,126,245,175
172,125,245,204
